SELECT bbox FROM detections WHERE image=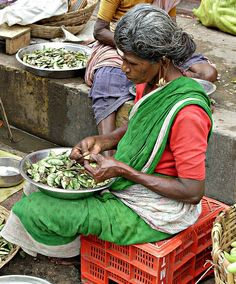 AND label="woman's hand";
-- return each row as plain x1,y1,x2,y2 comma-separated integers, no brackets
70,124,128,162
70,136,103,163
84,154,123,182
